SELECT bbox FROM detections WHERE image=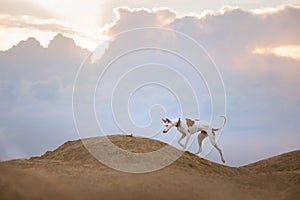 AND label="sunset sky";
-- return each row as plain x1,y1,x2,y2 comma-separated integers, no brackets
0,0,299,167
1,0,300,54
